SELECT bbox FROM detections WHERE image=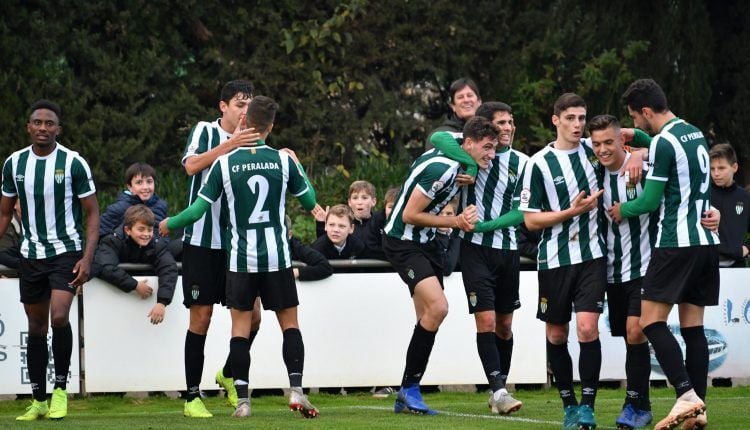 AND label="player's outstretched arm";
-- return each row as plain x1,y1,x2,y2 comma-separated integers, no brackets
430,131,478,177
610,179,666,223
473,209,524,233
160,199,211,236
